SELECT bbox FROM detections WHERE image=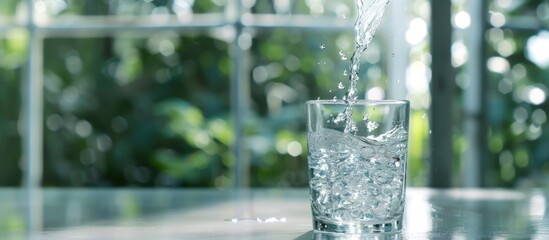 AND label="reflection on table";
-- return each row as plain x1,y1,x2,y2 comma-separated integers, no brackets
0,188,547,239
